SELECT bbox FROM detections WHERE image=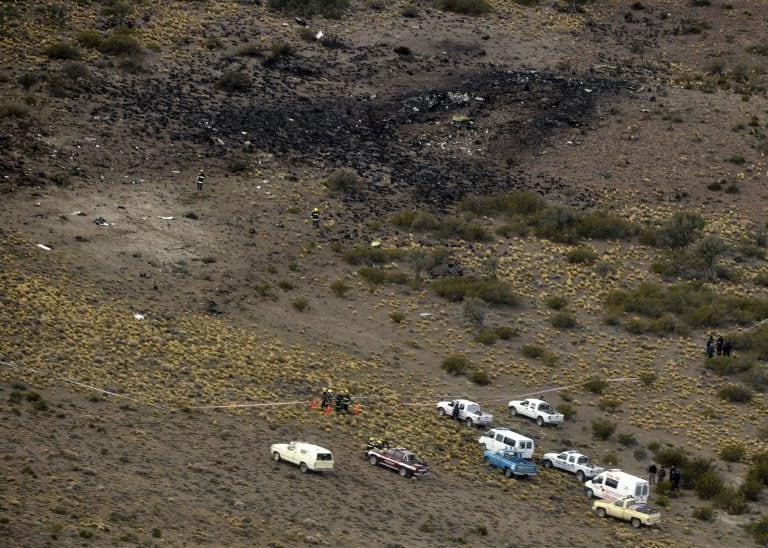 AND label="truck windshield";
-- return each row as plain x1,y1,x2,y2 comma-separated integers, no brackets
466,404,480,413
